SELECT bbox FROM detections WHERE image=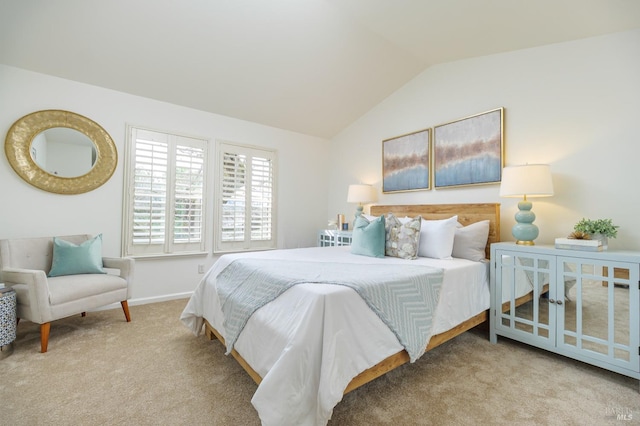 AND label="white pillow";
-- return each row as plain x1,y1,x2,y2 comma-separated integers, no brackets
452,220,490,262
418,216,458,259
